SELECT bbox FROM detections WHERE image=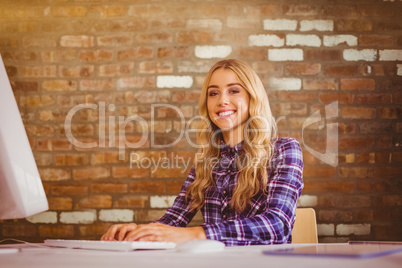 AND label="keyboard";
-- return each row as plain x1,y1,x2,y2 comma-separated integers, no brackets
44,239,176,252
